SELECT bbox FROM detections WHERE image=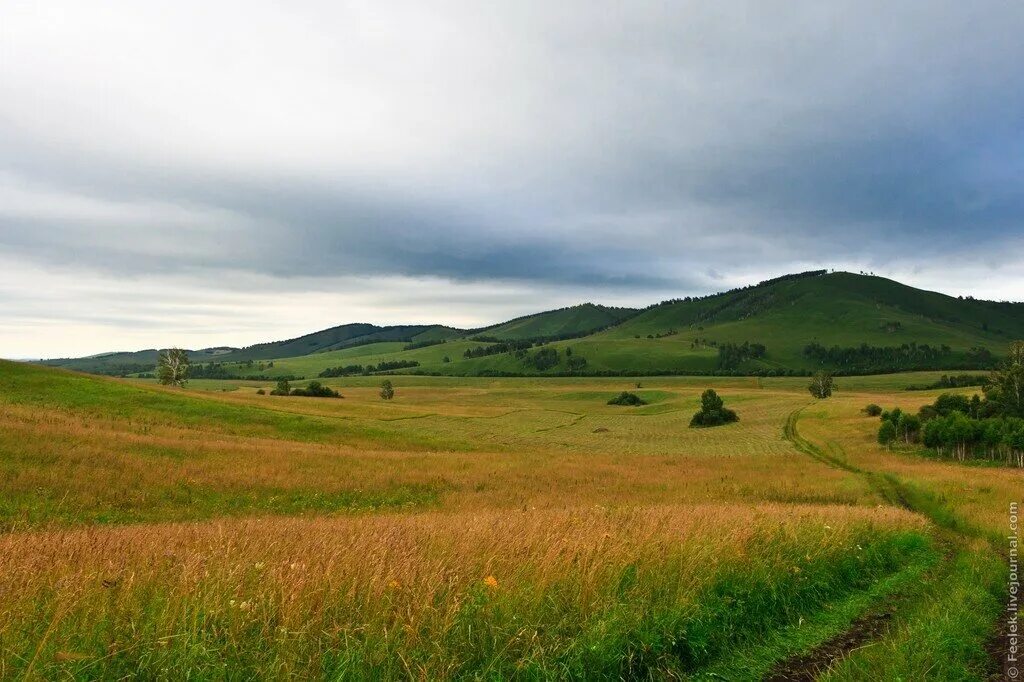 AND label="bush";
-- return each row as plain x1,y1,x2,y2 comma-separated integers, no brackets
270,379,291,396
689,389,739,428
607,391,646,406
290,381,340,398
256,389,266,395
380,380,395,401
863,403,882,417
